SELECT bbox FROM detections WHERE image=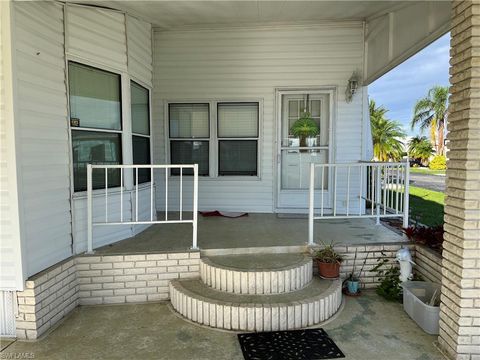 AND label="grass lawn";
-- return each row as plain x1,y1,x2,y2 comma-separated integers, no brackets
409,186,445,226
409,167,446,175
